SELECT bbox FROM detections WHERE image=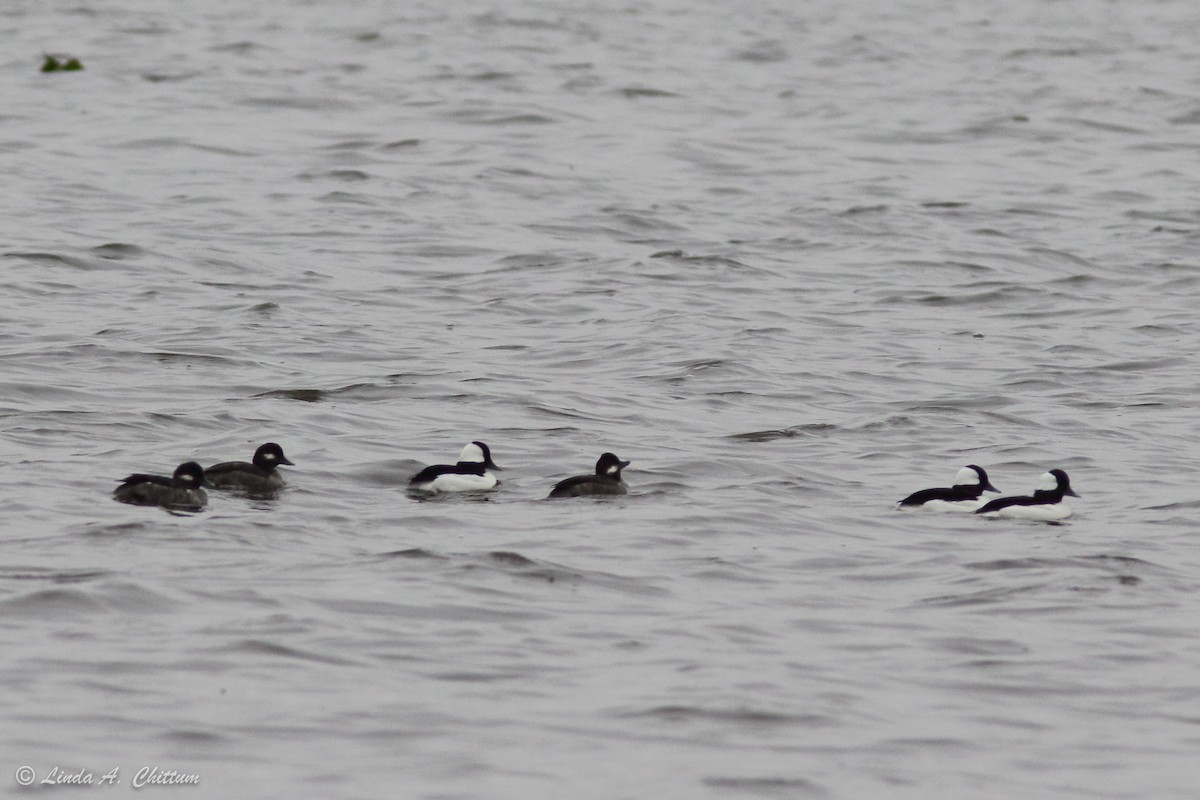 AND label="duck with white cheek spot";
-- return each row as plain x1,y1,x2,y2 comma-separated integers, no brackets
409,441,502,494
548,452,631,498
113,461,207,510
205,442,295,494
897,464,1000,512
976,469,1080,521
